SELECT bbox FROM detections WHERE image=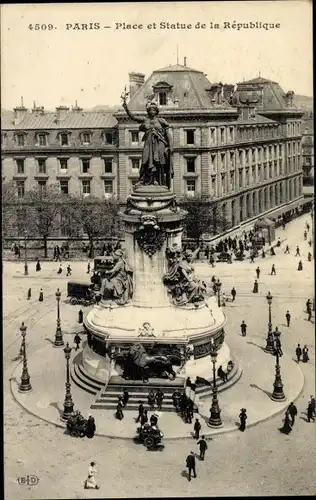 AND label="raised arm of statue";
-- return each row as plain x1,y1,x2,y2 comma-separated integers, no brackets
121,87,144,124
